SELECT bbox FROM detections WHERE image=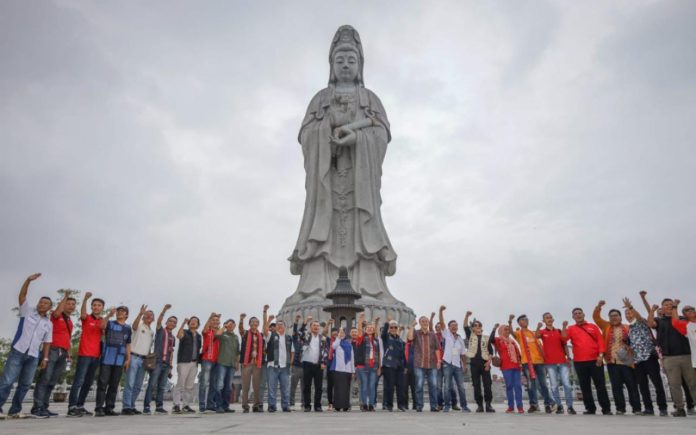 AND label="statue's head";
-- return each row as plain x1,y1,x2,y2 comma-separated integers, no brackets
328,25,364,86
